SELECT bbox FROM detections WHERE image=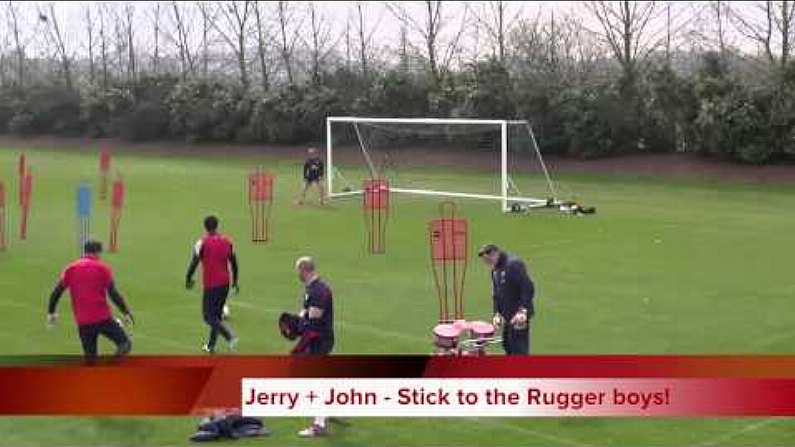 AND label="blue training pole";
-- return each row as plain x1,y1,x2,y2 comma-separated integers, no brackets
77,183,91,255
